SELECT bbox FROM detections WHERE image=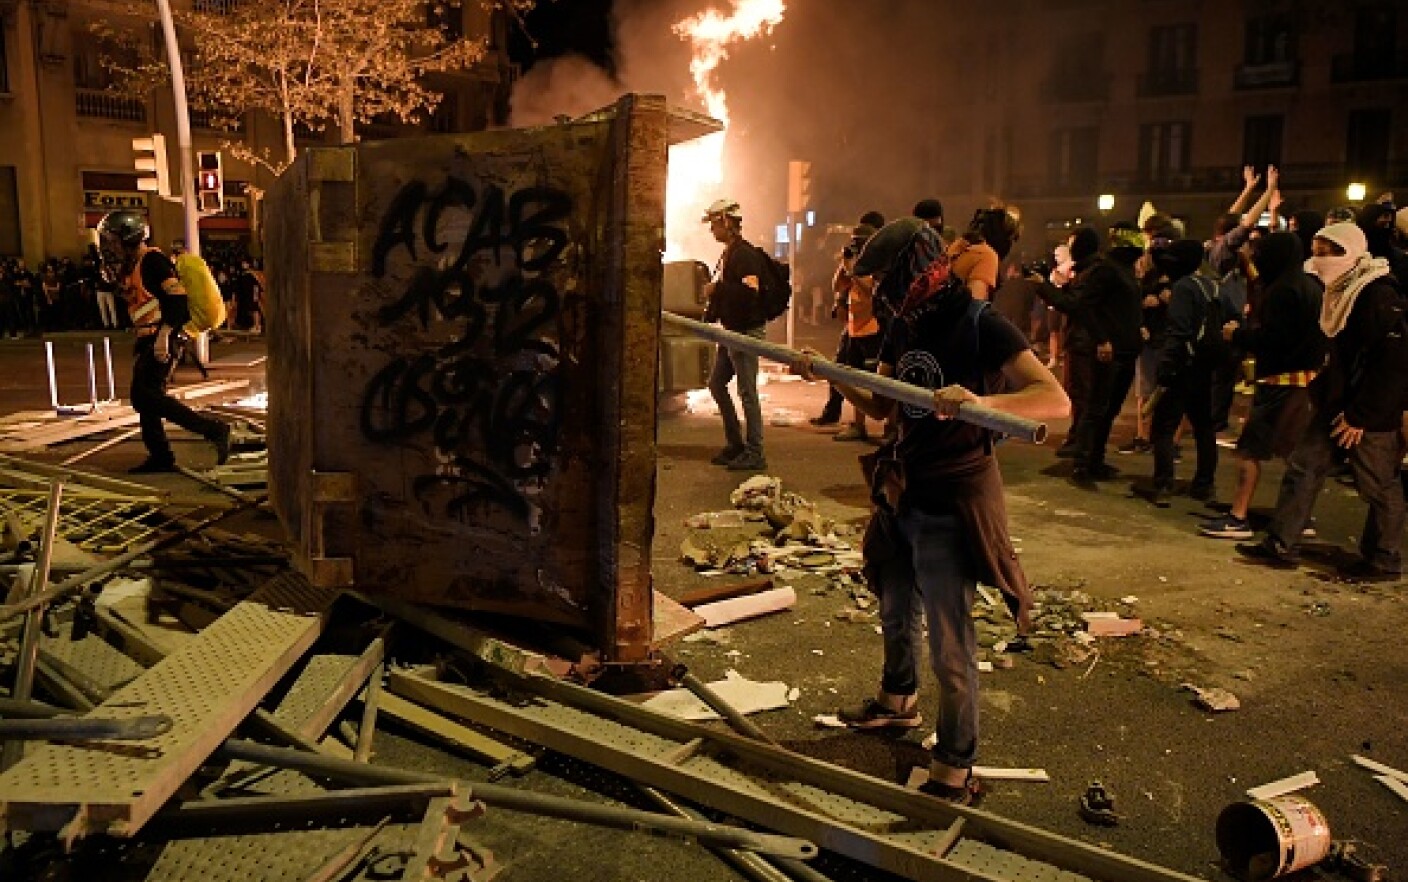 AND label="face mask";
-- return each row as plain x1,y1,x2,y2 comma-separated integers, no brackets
1306,253,1357,285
